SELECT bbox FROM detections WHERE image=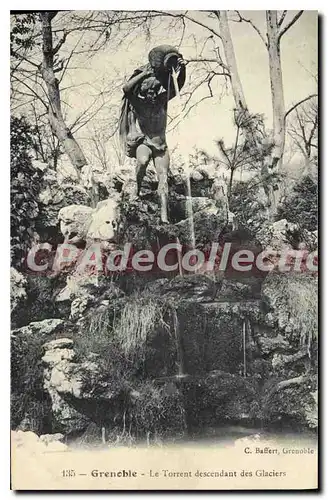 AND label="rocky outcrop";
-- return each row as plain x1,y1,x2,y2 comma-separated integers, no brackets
12,430,68,452
58,198,119,247
86,199,119,247
34,161,91,233
11,268,27,314
58,205,93,244
11,153,318,442
12,318,65,338
42,338,93,434
257,219,299,251
261,272,317,344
